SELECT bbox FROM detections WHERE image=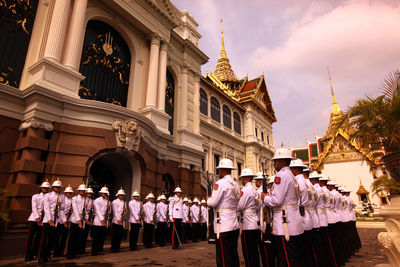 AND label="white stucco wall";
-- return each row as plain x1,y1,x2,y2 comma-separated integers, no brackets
322,160,381,208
